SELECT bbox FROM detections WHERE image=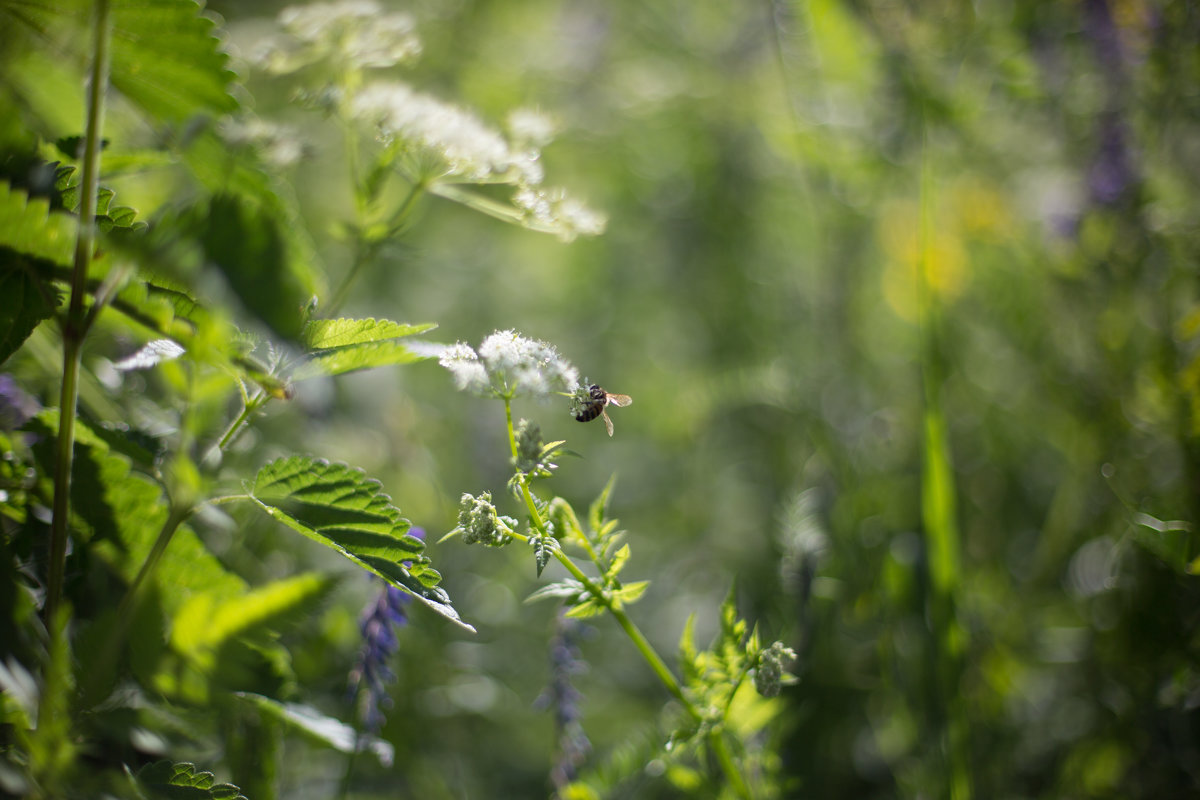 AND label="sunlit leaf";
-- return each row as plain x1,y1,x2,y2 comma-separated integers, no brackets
0,181,77,268
109,0,238,123
236,692,395,767
172,573,332,667
611,580,649,607
249,456,473,631
300,318,436,349
133,760,247,800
